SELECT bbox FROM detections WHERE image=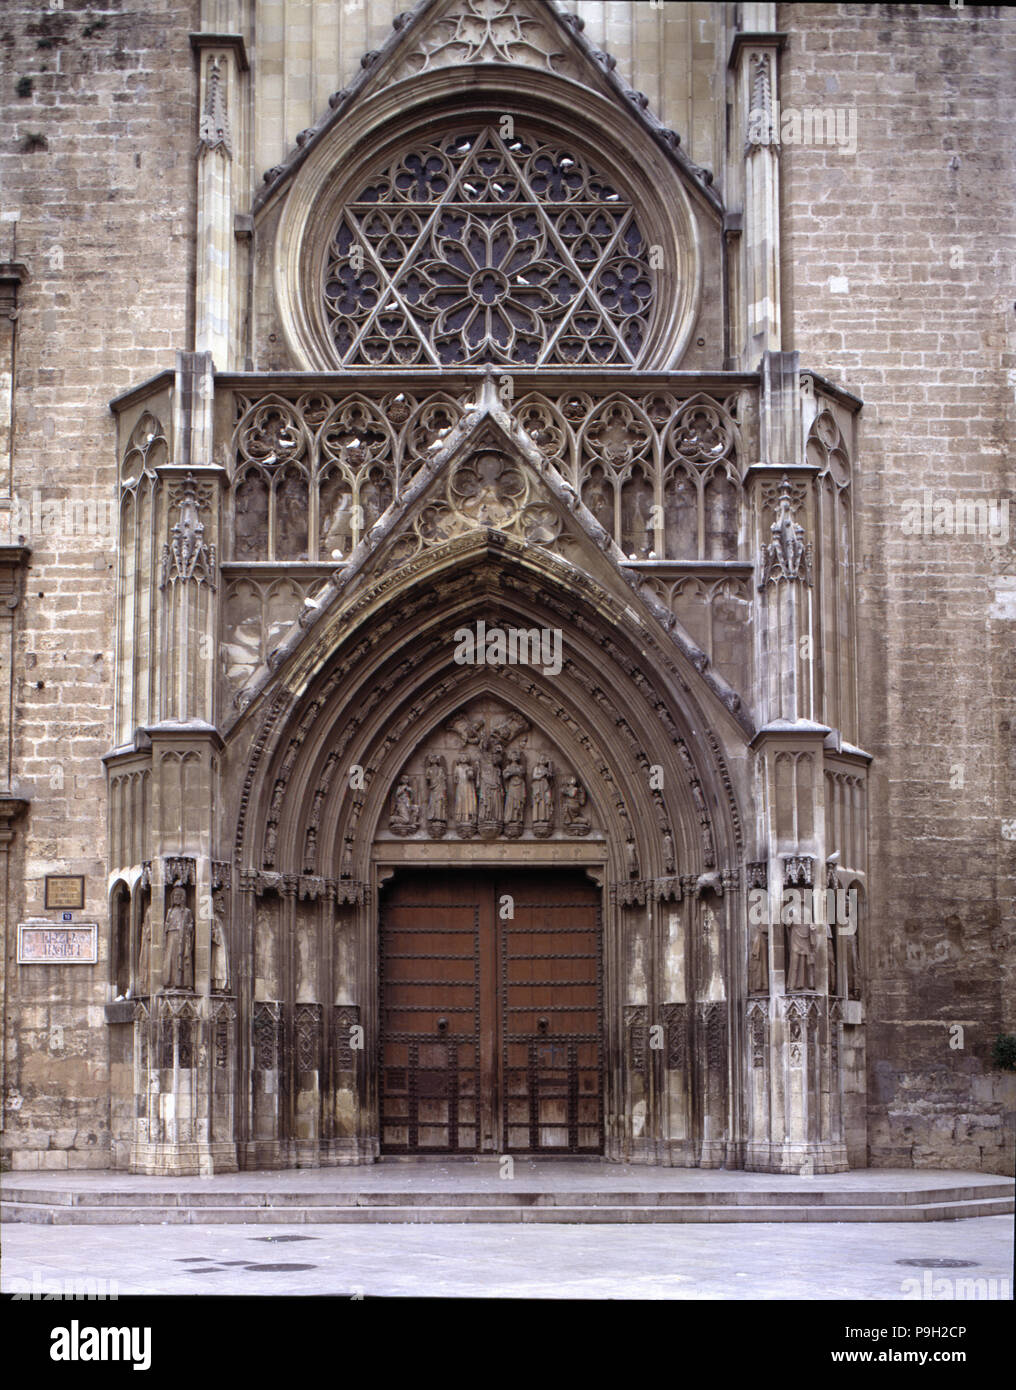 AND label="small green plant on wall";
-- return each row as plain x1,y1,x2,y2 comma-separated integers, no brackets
990,1033,1016,1072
